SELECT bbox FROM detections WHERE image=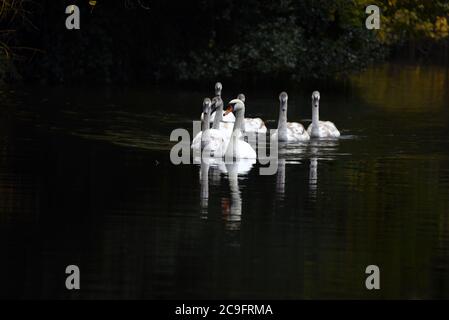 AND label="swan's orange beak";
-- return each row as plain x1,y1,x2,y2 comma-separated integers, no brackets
223,105,233,116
